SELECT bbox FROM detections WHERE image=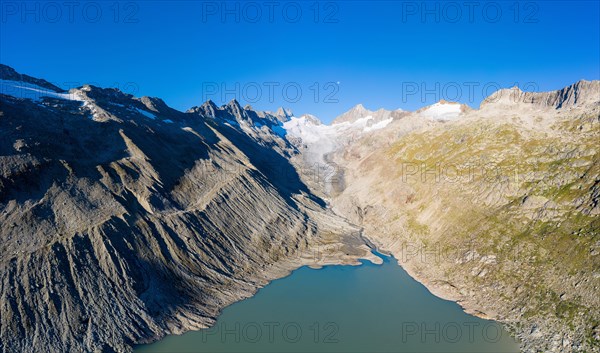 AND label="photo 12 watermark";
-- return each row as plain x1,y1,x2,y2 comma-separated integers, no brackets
1,1,140,24
201,81,340,104
399,1,540,23
200,321,339,344
199,1,340,23
400,81,540,104
401,321,508,343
